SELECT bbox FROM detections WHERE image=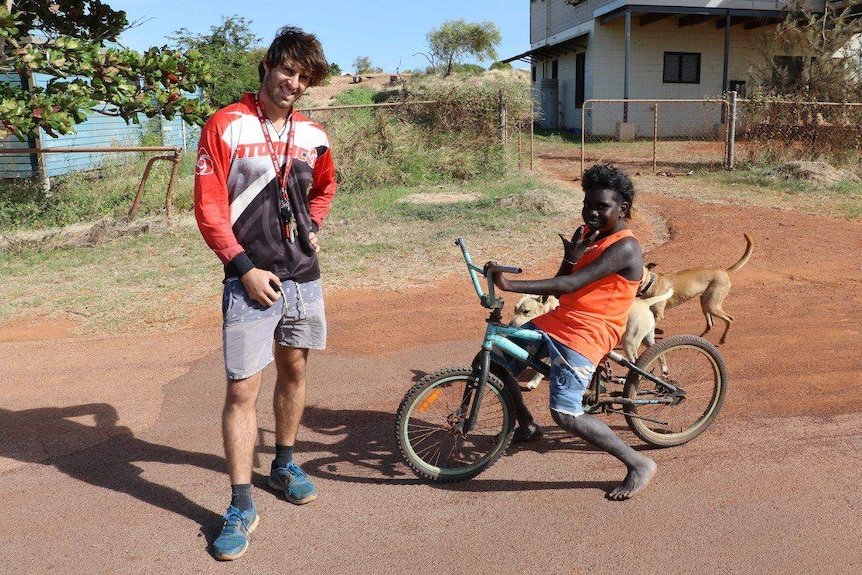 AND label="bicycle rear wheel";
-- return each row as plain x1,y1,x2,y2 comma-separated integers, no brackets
623,335,728,447
396,367,515,482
